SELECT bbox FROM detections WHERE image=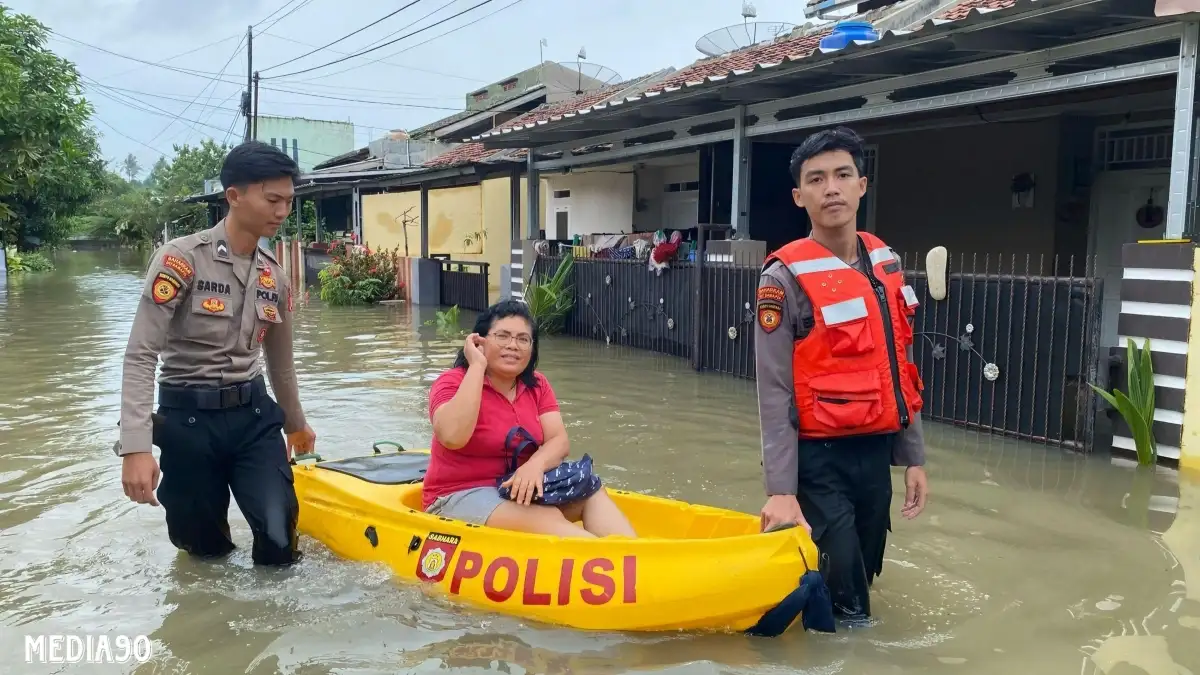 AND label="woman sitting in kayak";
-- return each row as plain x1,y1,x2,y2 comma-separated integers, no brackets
423,300,637,539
